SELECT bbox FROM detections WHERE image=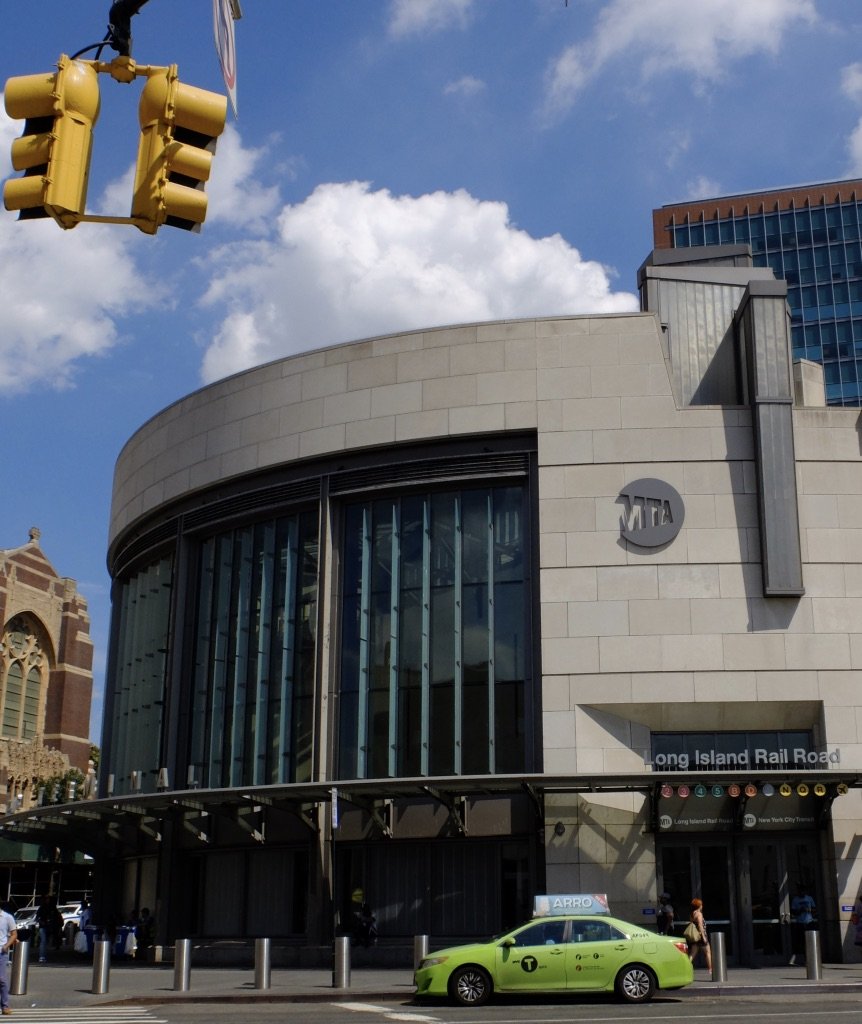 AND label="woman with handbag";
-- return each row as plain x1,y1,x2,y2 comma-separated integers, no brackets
685,898,712,972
